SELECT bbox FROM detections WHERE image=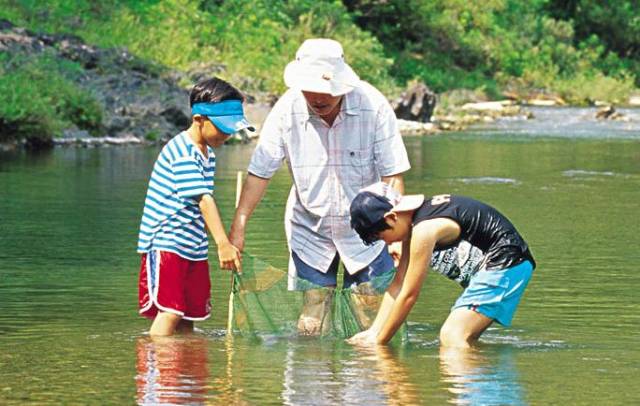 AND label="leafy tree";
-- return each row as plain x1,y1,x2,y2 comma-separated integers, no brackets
545,0,640,84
